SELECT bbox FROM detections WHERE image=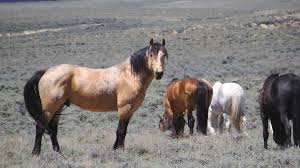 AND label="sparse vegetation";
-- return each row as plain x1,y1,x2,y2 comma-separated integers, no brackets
0,0,300,167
